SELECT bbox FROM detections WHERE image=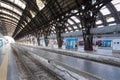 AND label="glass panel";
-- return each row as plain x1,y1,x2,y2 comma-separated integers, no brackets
36,0,45,10
0,2,22,16
75,30,79,31
1,19,17,24
68,19,74,24
68,27,72,30
73,26,78,29
108,23,117,26
96,20,102,24
65,29,67,31
97,25,104,28
1,10,20,19
114,4,120,11
79,24,82,28
0,2,13,10
1,10,12,16
0,15,18,22
106,17,115,22
111,0,120,5
8,0,26,9
100,8,111,15
71,16,80,23
13,8,22,15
